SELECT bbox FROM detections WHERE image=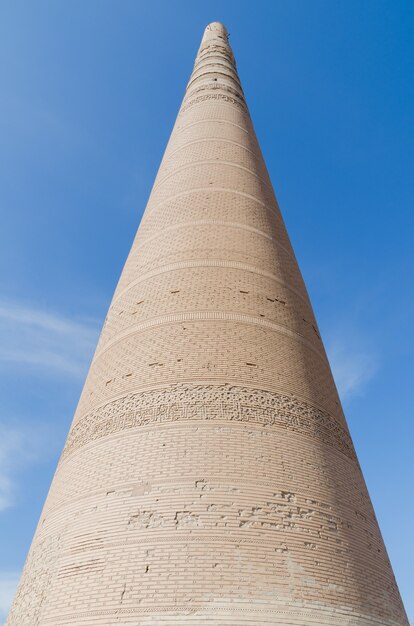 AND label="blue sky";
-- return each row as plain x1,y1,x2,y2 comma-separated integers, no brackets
0,0,413,622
